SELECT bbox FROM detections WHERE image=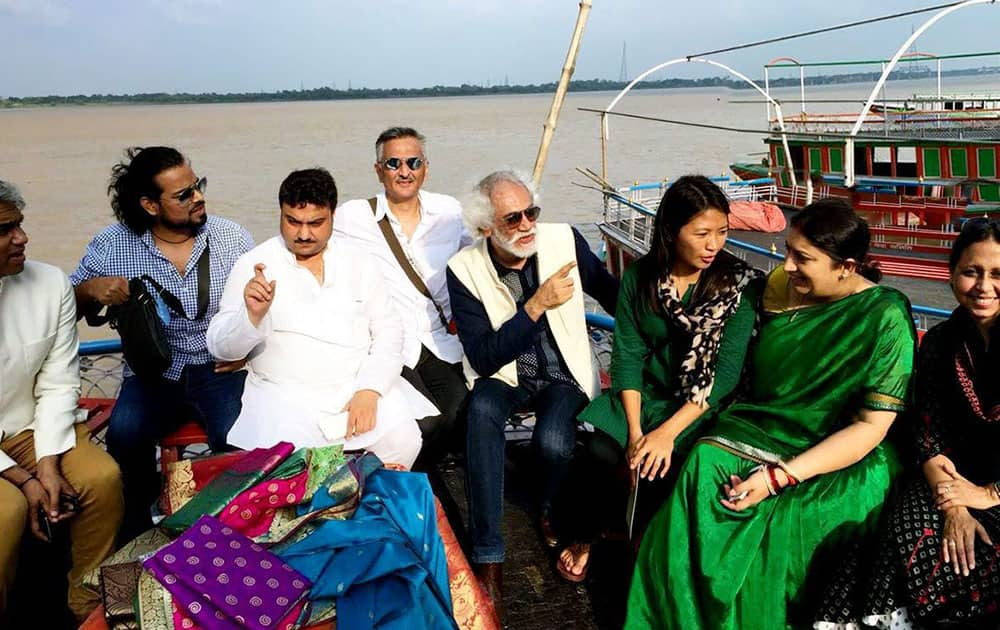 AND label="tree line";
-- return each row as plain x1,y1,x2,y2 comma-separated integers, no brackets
3,67,998,108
